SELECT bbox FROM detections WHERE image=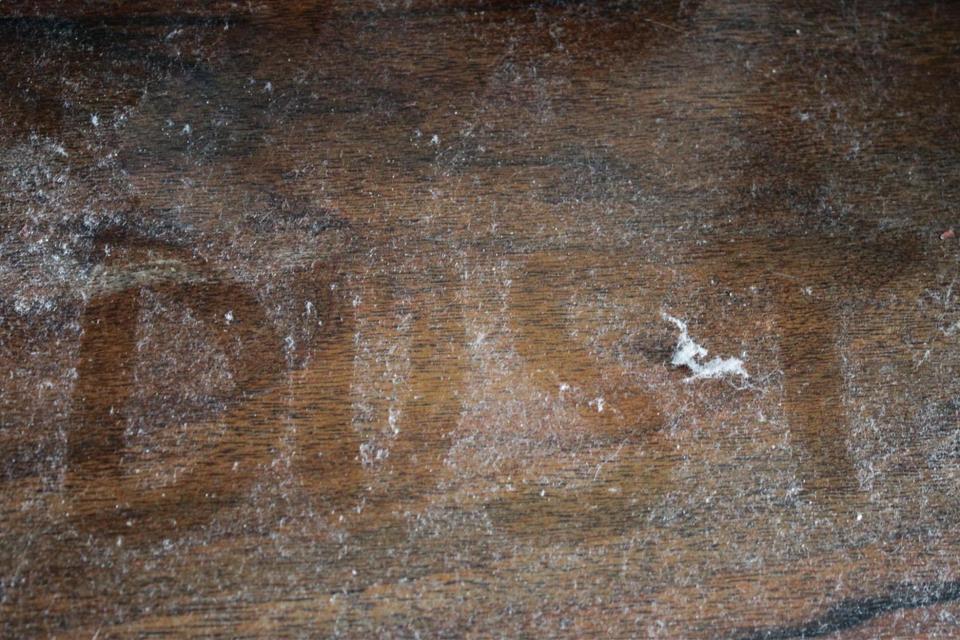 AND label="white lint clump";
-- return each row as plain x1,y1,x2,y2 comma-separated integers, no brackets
662,312,749,383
